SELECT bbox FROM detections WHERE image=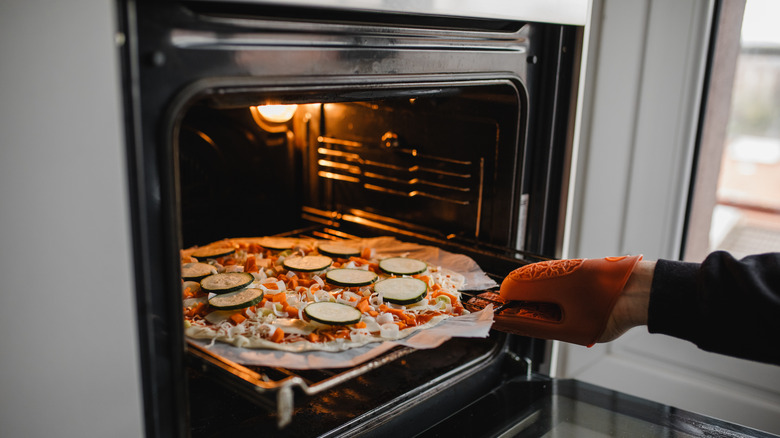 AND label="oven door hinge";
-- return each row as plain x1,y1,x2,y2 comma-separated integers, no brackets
504,351,533,379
